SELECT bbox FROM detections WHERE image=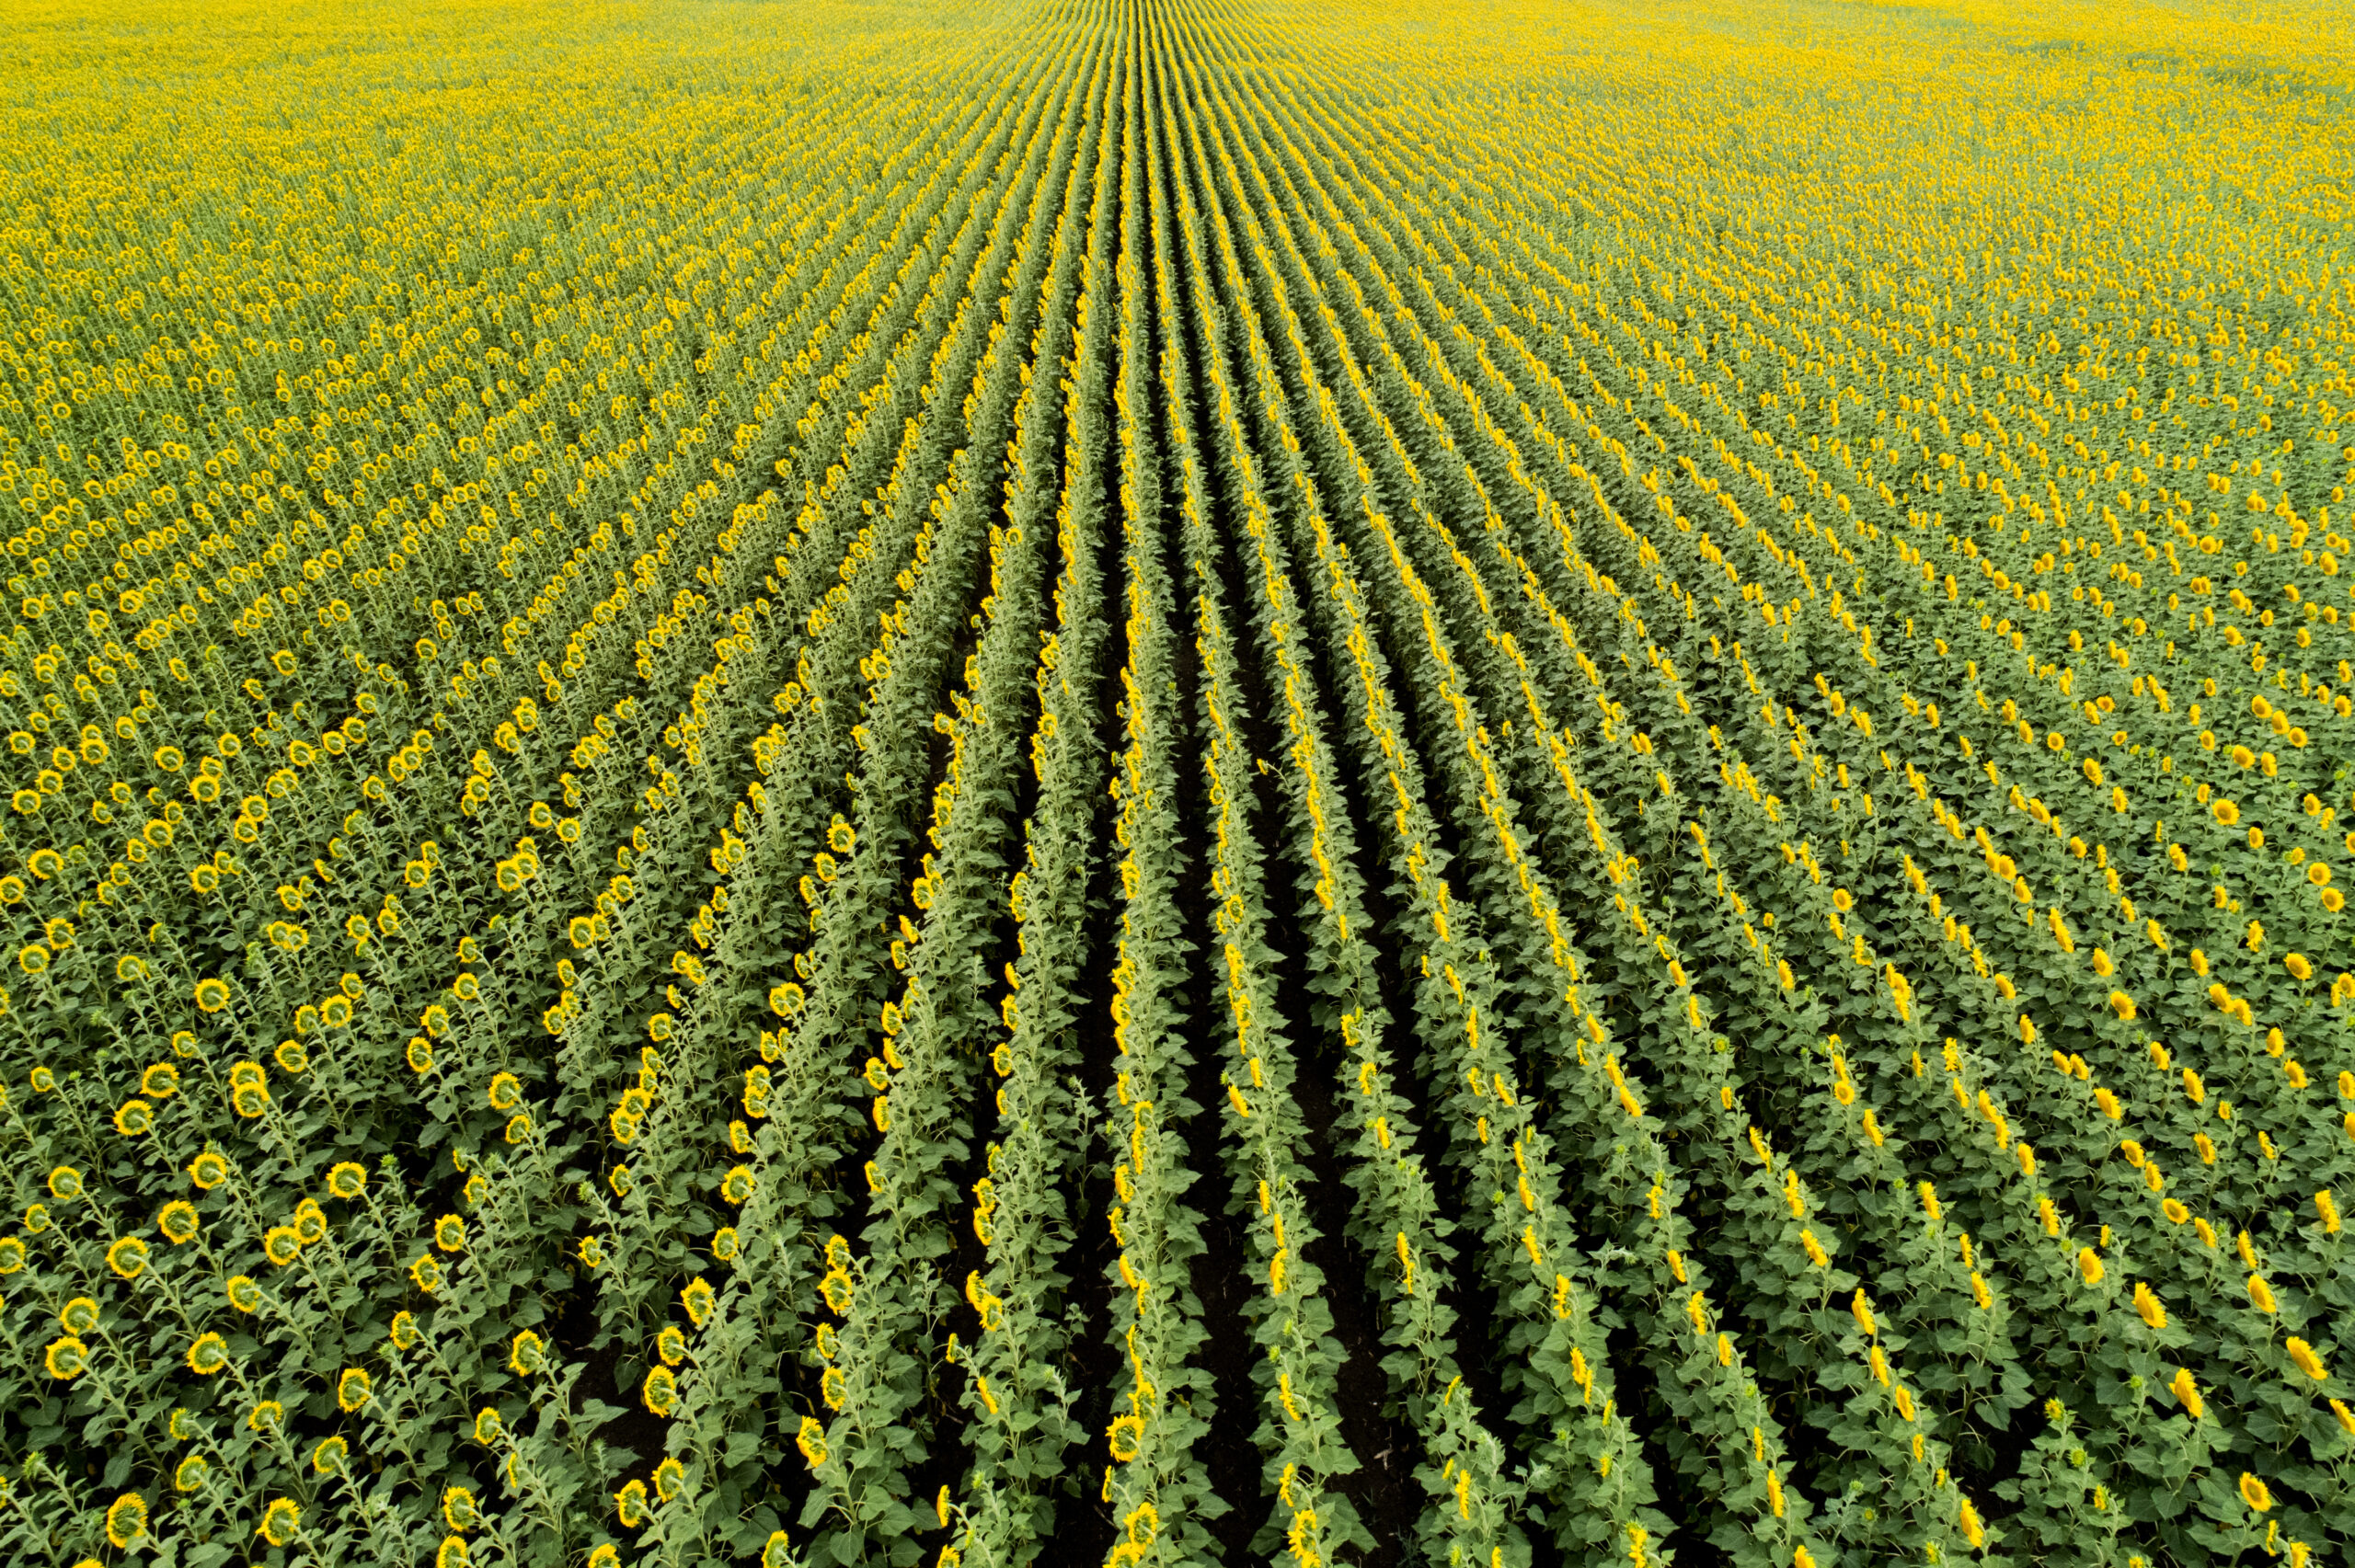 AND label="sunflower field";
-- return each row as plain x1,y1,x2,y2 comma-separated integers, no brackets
3,0,2353,1563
